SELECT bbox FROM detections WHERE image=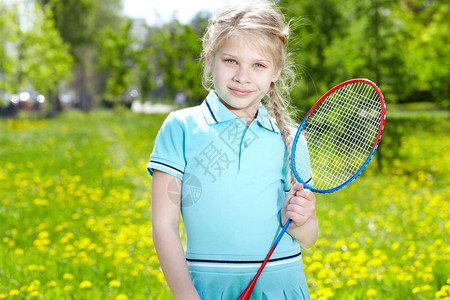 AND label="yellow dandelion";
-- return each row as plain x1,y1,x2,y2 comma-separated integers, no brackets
412,287,421,294
9,289,20,296
115,294,129,300
332,281,342,289
30,280,41,287
30,290,39,298
63,273,74,280
347,279,357,286
63,285,73,292
27,283,39,293
157,272,166,284
106,272,114,278
64,245,75,252
421,284,433,291
38,231,49,239
79,280,93,289
366,289,377,298
349,242,359,249
0,293,6,299
423,273,434,282
109,280,121,288
47,281,57,287
436,291,447,298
